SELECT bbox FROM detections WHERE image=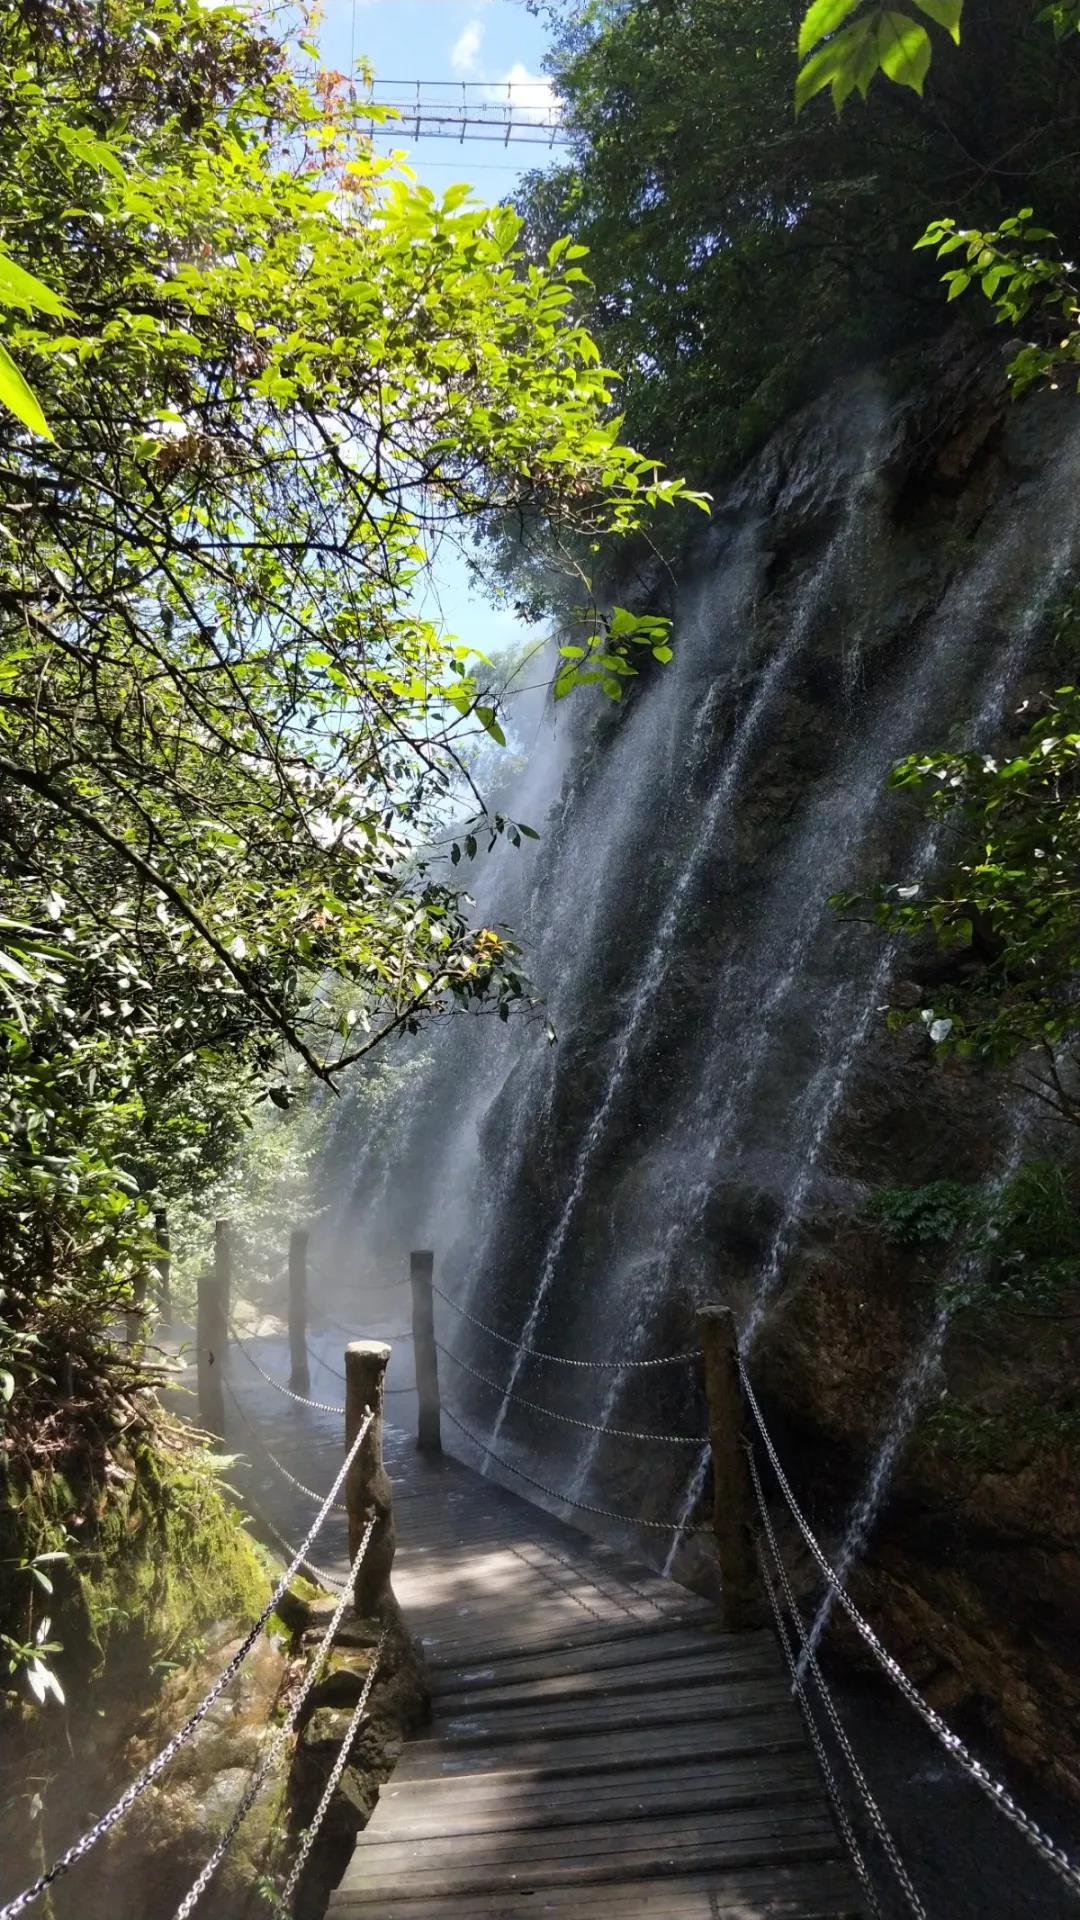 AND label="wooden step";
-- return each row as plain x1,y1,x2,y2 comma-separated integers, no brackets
328,1860,864,1917
337,1811,843,1900
432,1641,781,1710
393,1705,808,1784
371,1752,823,1842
